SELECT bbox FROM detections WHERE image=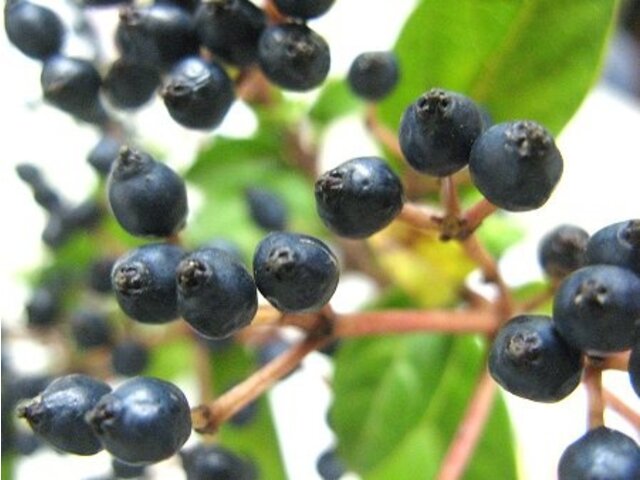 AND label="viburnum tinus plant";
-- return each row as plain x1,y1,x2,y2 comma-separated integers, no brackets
2,0,638,479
